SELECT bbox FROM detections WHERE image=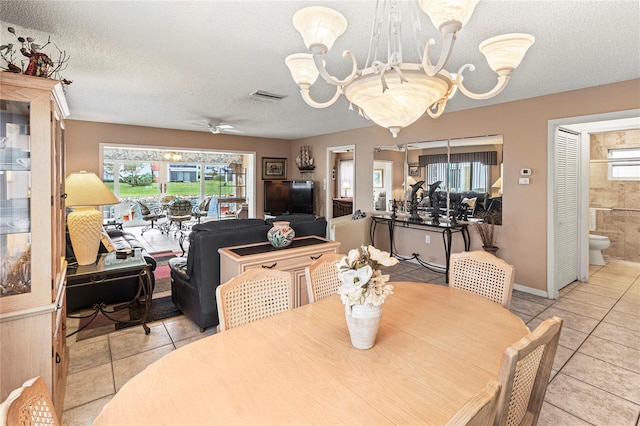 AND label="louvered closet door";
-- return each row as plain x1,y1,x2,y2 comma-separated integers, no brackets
554,128,580,290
